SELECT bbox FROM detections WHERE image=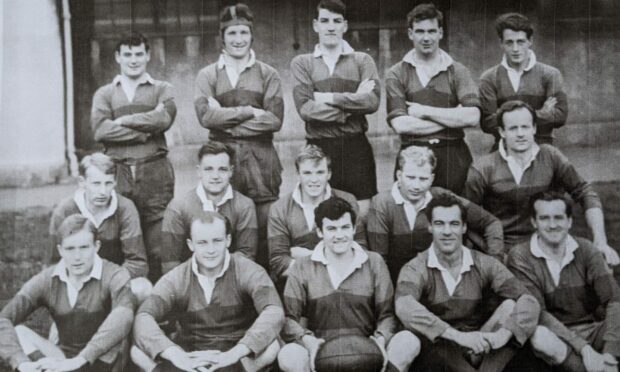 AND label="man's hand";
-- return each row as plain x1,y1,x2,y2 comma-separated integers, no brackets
302,334,325,372
313,92,334,105
356,79,376,94
370,335,388,372
113,116,126,125
205,344,251,371
208,97,222,108
186,350,221,366
290,246,314,259
595,242,620,266
535,96,558,121
405,101,428,118
453,331,491,354
36,356,87,371
581,345,618,372
481,328,512,350
17,361,41,372
155,102,166,112
251,107,266,118
161,346,210,372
